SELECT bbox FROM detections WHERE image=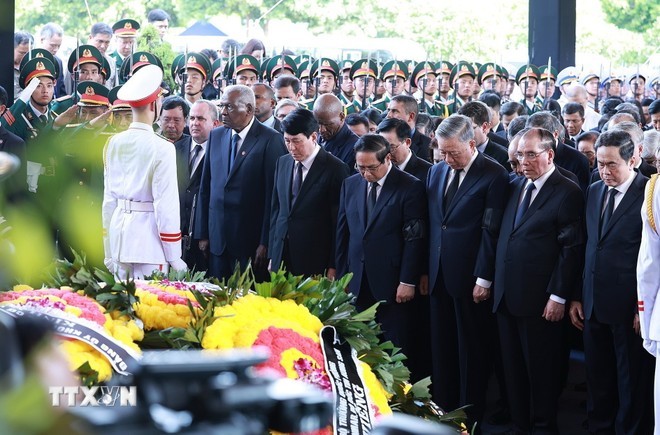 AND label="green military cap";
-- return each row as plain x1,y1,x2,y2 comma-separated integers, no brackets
499,65,510,81
67,44,103,74
293,55,315,66
538,65,558,82
339,59,353,72
20,49,60,80
119,51,163,83
410,61,436,86
226,54,260,79
108,86,131,110
650,75,659,87
211,58,224,81
310,58,339,79
379,60,408,81
264,55,297,81
297,60,312,80
76,81,110,107
112,19,140,37
349,58,378,80
19,57,57,89
477,63,500,85
473,62,482,73
435,61,454,76
183,52,211,81
100,56,112,81
449,61,477,84
579,71,599,85
171,53,185,79
515,64,540,85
